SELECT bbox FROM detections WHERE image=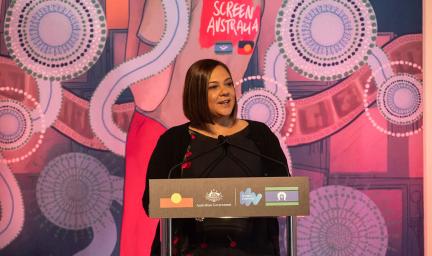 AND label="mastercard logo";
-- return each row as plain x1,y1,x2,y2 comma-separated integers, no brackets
160,193,193,208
